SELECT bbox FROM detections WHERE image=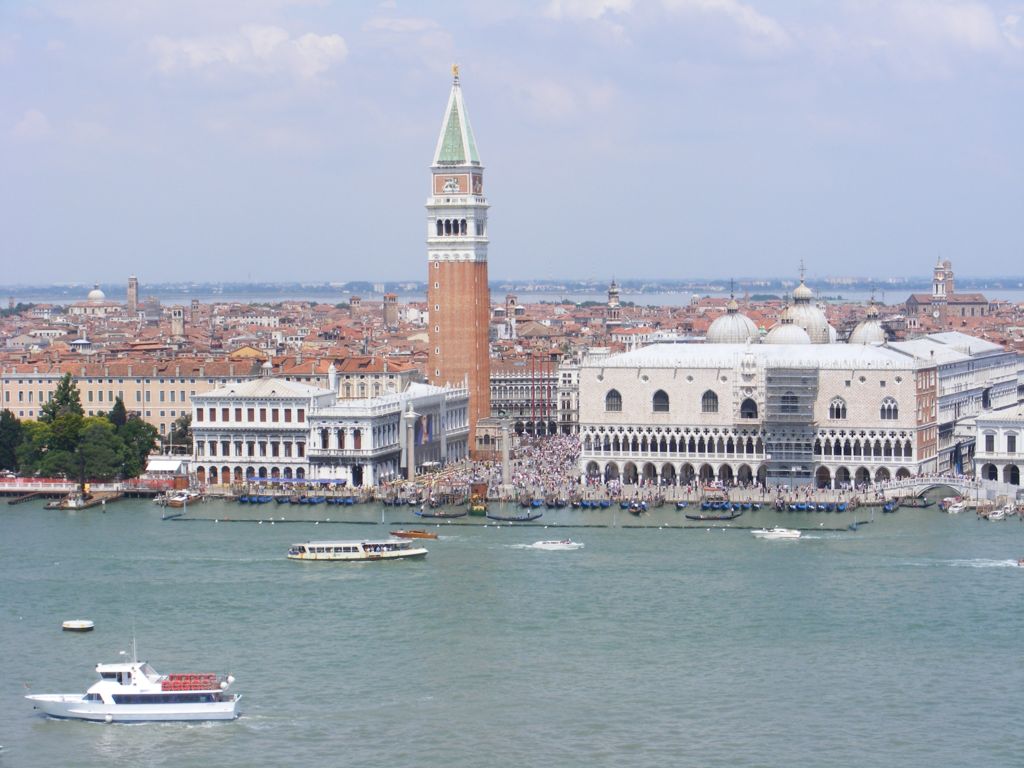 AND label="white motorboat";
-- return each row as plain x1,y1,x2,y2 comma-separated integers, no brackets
530,539,584,551
987,508,1007,521
27,656,240,722
946,502,965,514
751,527,801,540
287,539,428,561
62,620,94,632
